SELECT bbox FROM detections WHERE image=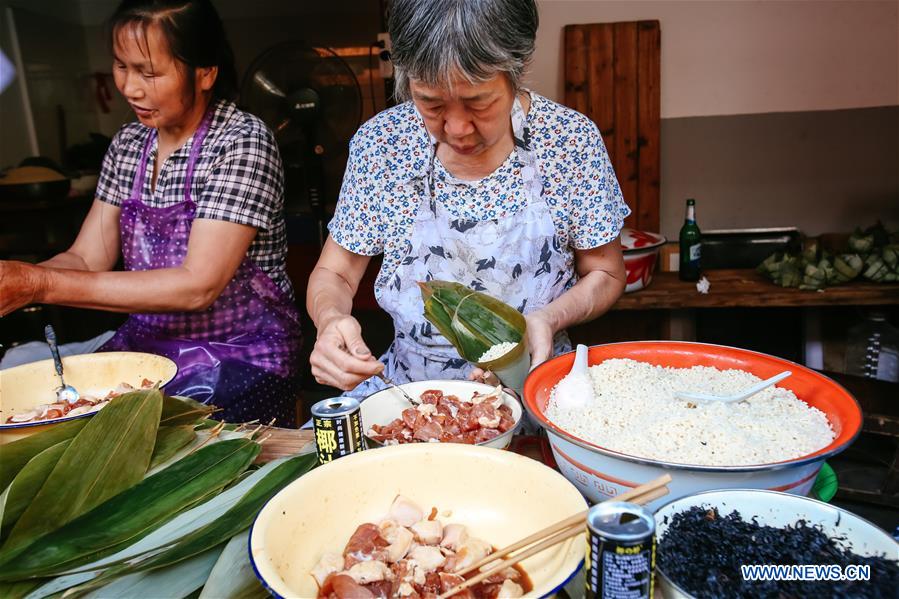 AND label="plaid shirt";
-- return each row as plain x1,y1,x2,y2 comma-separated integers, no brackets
96,99,293,298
